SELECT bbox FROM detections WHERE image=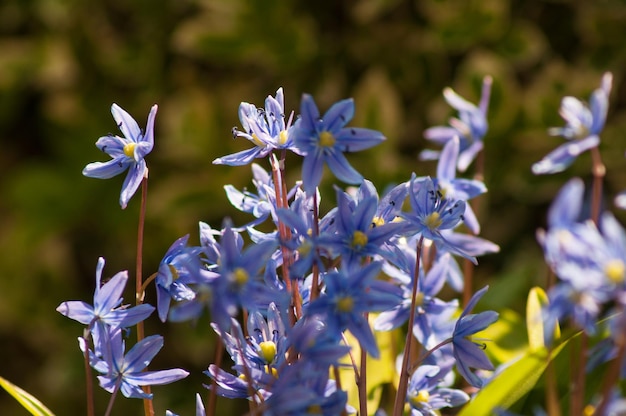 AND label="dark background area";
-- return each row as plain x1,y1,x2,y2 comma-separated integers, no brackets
1,0,626,414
